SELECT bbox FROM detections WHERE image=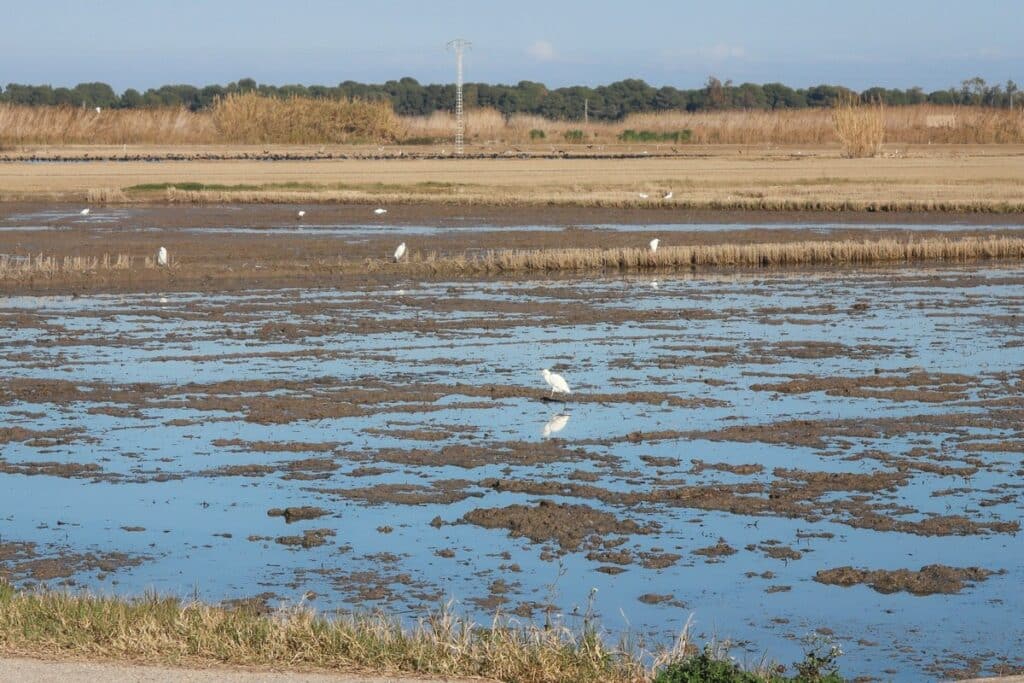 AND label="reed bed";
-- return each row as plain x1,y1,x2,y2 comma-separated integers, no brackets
0,253,131,276
0,585,686,682
0,253,132,278
3,238,1021,284
2,102,1022,147
393,236,1024,276
211,93,401,144
403,105,1024,146
0,104,214,145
